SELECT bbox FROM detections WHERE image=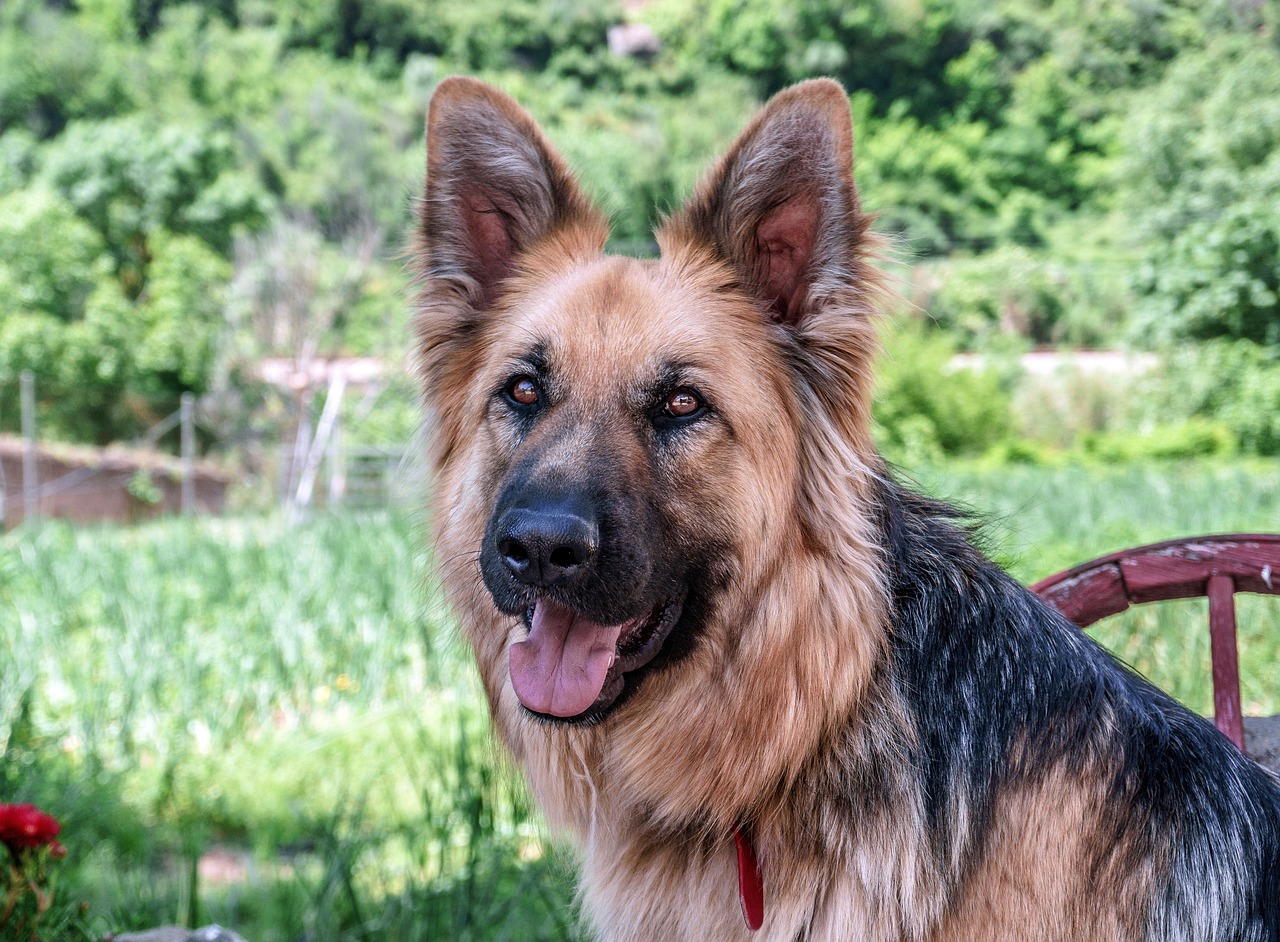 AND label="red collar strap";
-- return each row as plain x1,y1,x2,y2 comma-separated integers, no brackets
734,824,764,931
